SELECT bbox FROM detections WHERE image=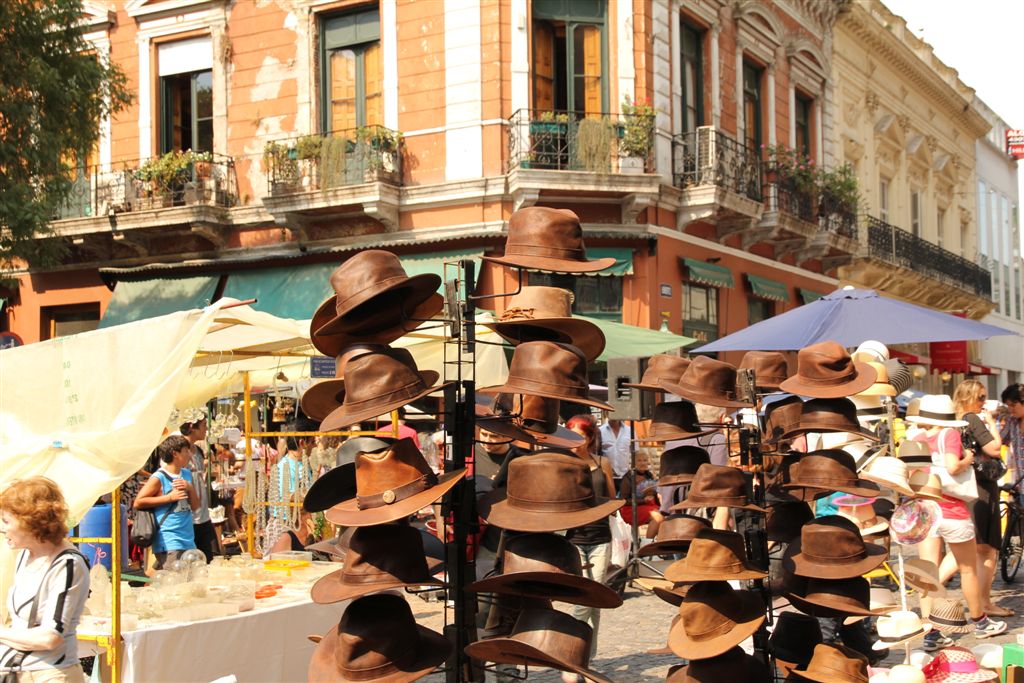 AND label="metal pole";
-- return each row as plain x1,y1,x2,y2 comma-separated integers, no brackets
110,485,121,683
244,371,255,554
